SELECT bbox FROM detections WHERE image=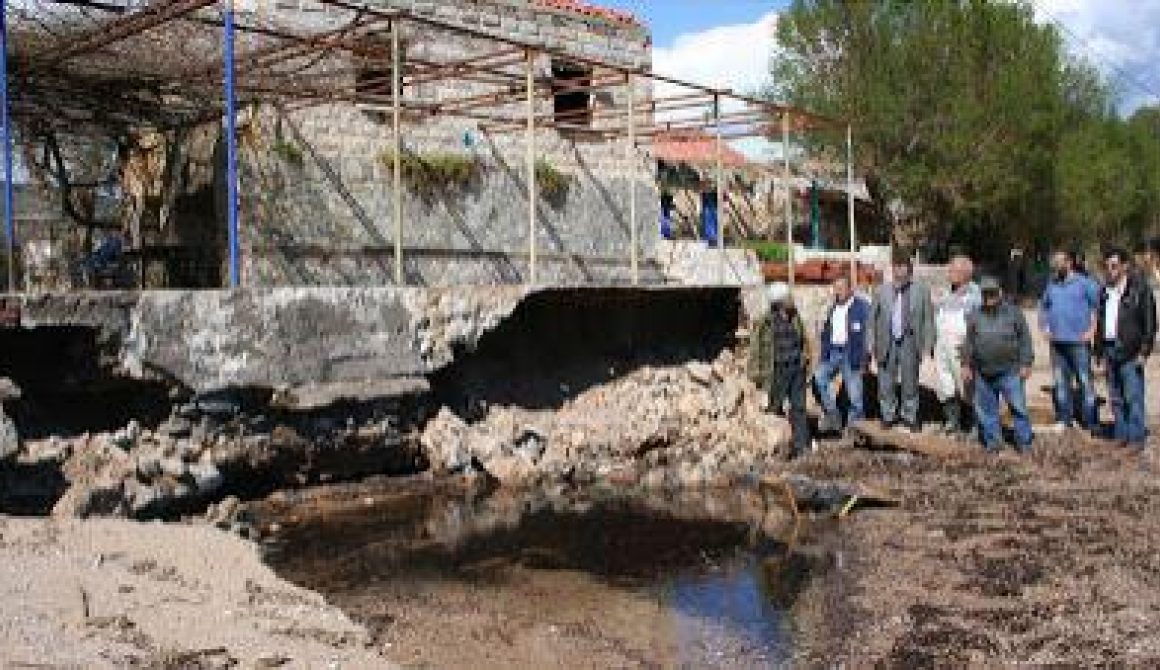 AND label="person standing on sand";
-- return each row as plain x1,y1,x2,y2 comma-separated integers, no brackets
870,256,935,433
933,255,981,438
748,282,812,458
1039,249,1101,432
1094,247,1157,450
814,275,871,436
962,276,1035,453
